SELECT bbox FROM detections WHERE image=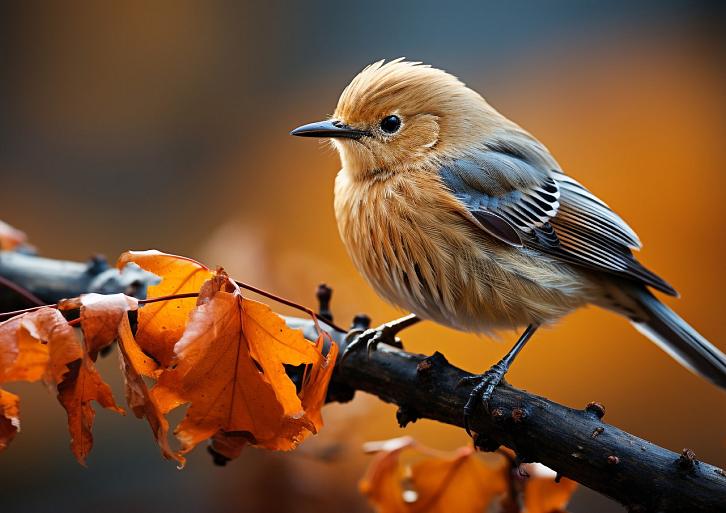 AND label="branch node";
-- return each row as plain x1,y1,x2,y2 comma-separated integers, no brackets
396,405,419,428
491,406,506,421
350,313,371,331
511,406,527,423
316,283,333,323
585,401,606,419
677,448,698,472
607,455,620,465
416,351,449,376
85,254,109,275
